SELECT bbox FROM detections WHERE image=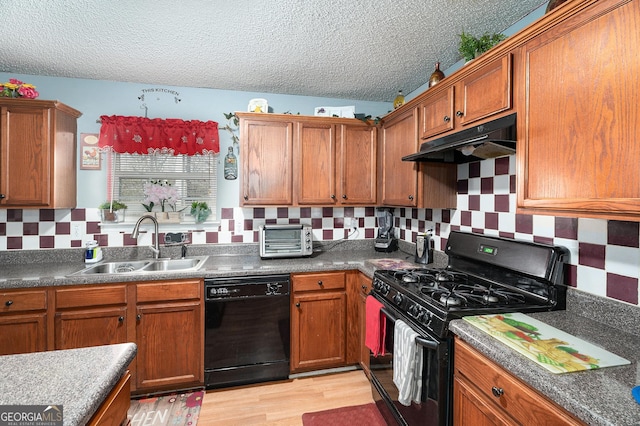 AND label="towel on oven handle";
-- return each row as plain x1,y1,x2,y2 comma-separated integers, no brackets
365,296,386,357
393,319,424,406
